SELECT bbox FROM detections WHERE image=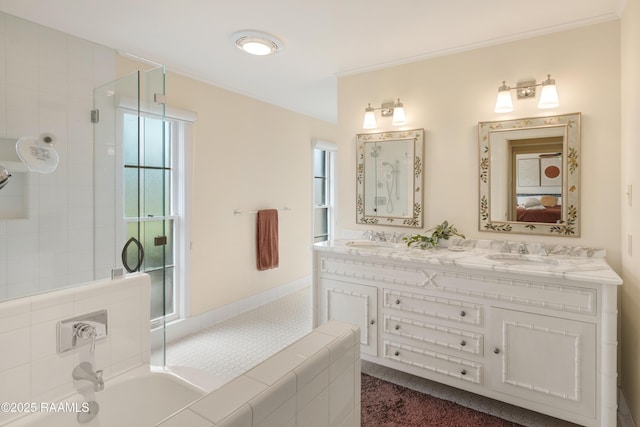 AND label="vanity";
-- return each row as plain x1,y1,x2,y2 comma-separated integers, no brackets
312,239,622,427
